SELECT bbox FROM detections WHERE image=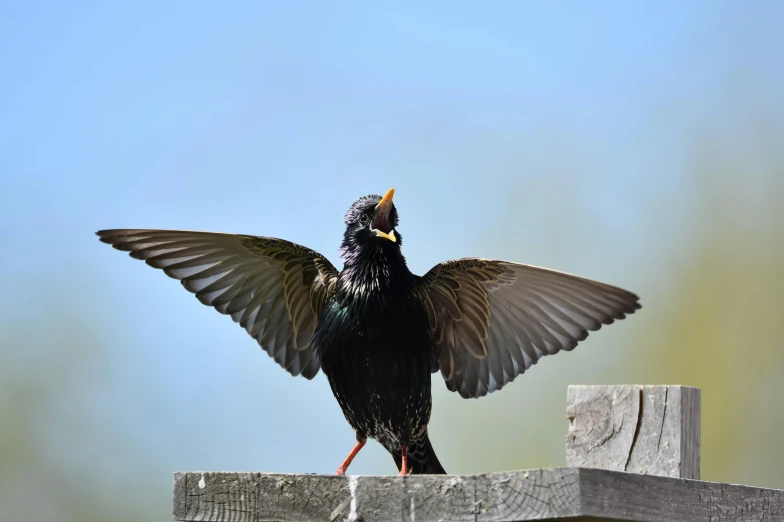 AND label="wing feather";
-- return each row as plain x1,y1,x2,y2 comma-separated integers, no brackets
418,259,640,398
97,229,338,379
